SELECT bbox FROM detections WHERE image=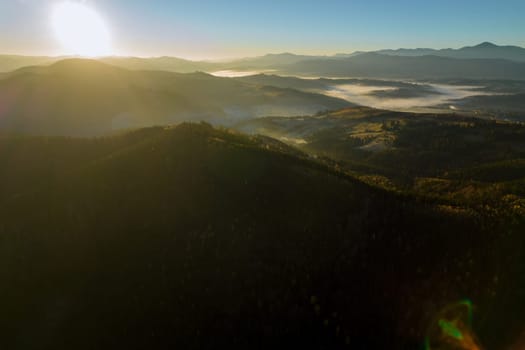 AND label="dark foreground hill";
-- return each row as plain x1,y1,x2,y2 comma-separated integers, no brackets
0,123,523,349
0,59,350,136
